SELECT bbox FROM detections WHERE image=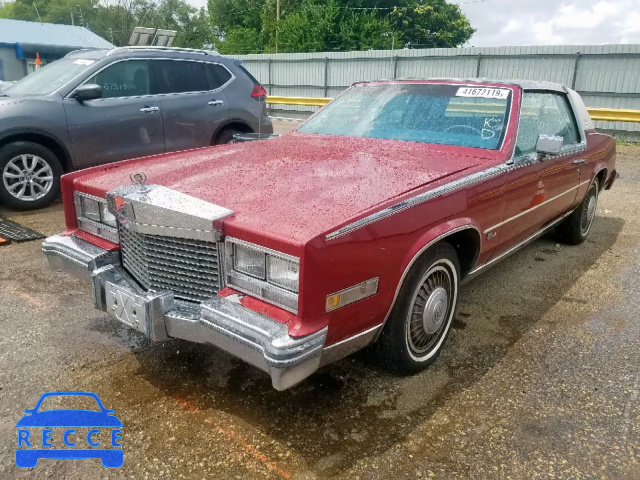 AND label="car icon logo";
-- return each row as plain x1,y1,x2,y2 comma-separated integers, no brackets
15,391,123,468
